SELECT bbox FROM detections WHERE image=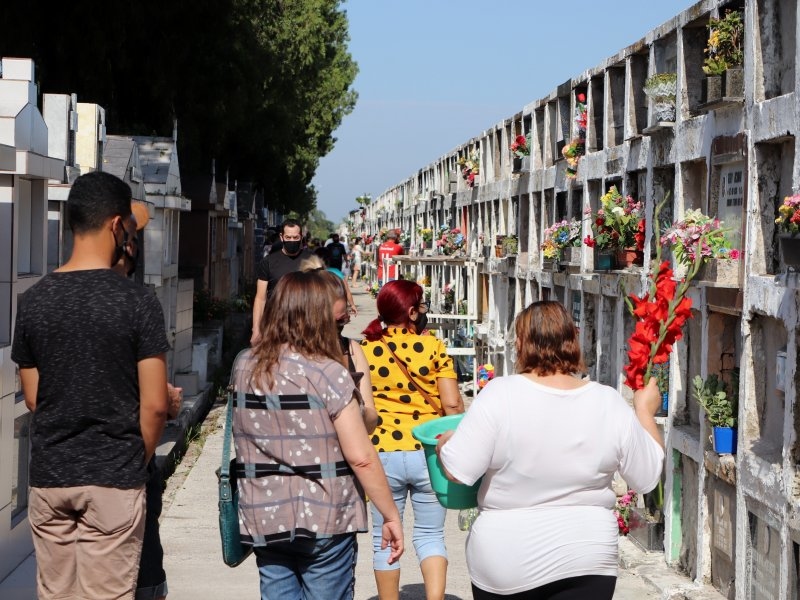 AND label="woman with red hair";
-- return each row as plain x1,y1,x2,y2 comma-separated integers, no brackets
361,280,464,600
